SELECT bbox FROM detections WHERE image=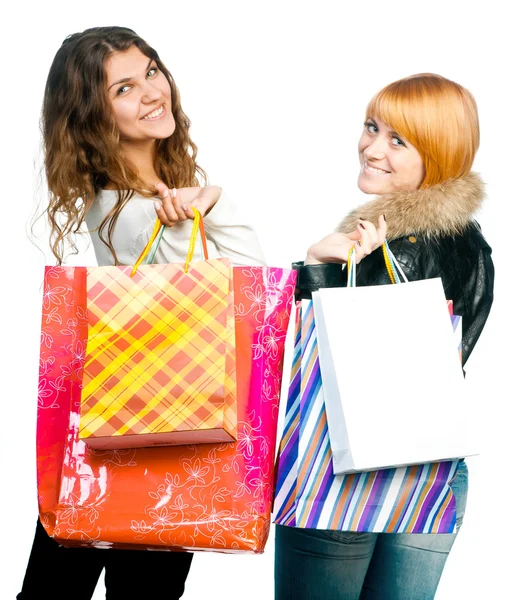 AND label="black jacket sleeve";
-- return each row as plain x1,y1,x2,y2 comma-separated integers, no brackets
292,261,346,300
292,223,494,367
418,225,494,366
